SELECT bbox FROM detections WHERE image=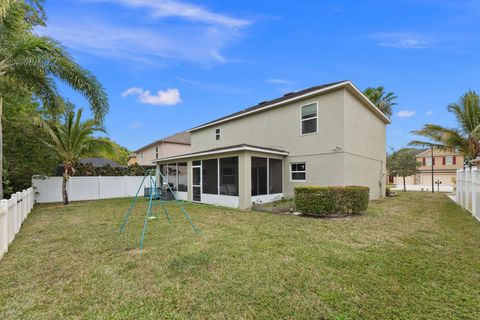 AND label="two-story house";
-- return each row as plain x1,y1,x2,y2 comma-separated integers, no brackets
155,80,390,209
130,131,191,167
393,149,463,187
